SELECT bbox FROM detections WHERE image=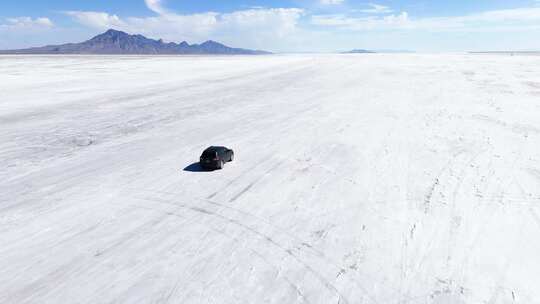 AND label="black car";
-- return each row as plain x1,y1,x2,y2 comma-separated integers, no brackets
200,146,234,170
